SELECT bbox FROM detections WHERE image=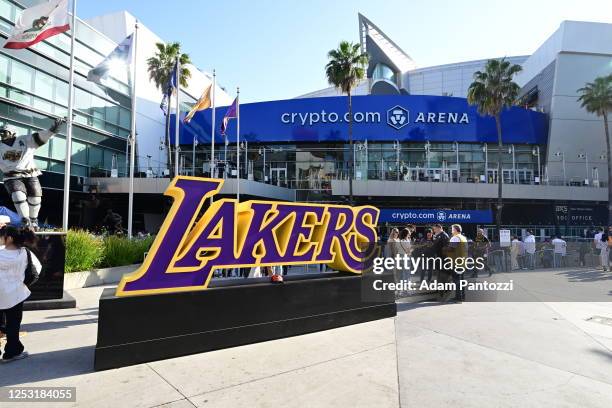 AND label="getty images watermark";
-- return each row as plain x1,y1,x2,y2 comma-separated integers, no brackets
370,254,514,293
